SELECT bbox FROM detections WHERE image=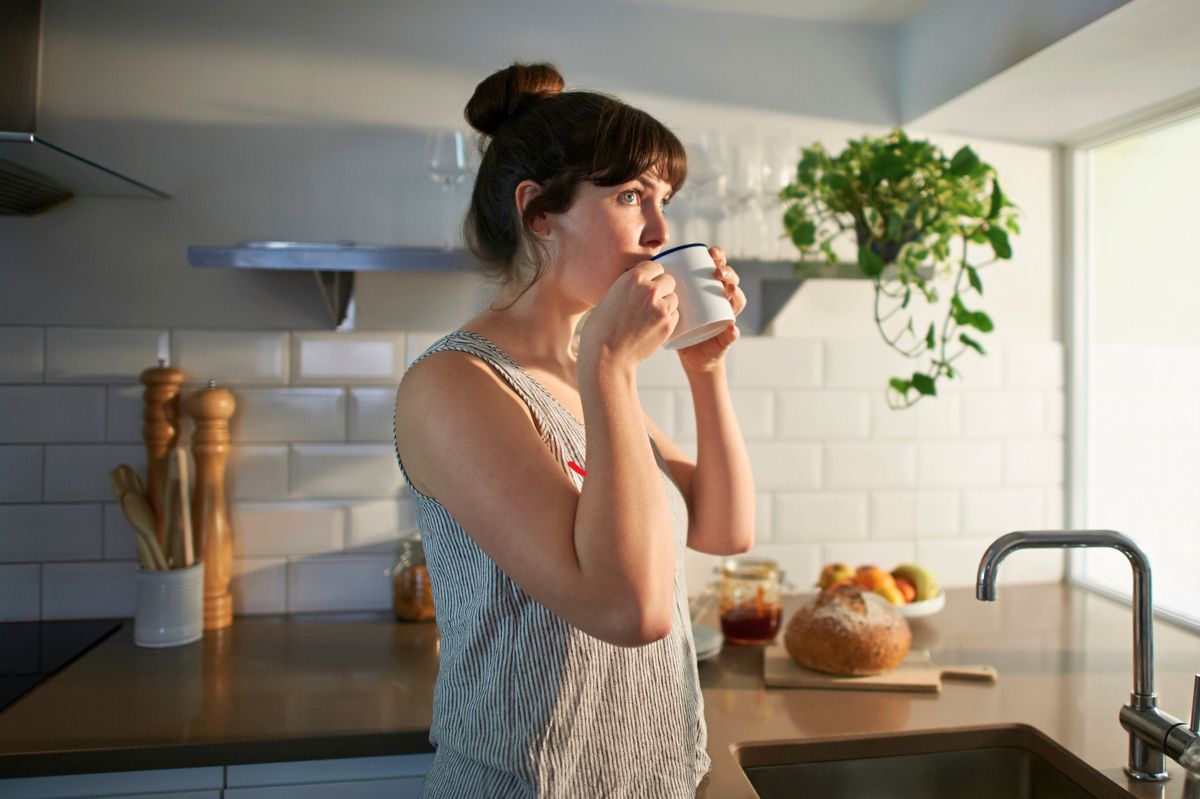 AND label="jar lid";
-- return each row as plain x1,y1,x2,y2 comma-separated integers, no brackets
720,557,779,580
